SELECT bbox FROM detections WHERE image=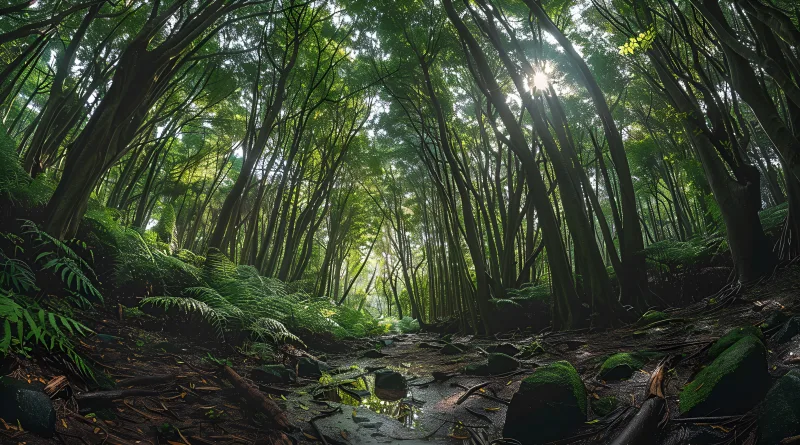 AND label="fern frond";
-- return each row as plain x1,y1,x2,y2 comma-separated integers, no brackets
141,296,226,338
